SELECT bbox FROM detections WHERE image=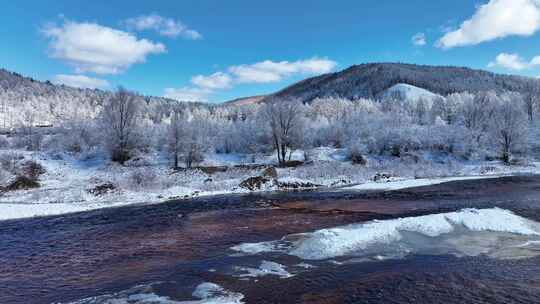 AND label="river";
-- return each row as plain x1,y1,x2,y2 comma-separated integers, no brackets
2,175,540,303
